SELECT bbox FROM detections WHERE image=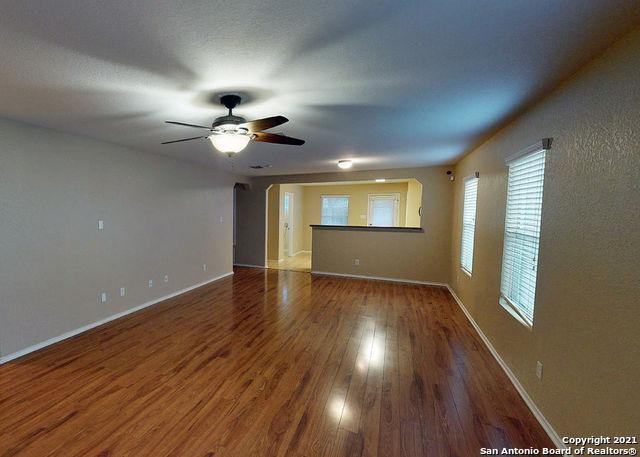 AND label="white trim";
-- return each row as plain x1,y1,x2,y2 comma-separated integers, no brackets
446,286,566,451
320,195,350,226
264,184,273,270
460,176,479,275
0,265,563,451
463,172,480,182
309,269,563,450
311,270,447,287
283,191,294,257
234,263,266,269
499,296,533,329
367,192,400,227
500,147,547,328
0,272,234,364
505,138,552,164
